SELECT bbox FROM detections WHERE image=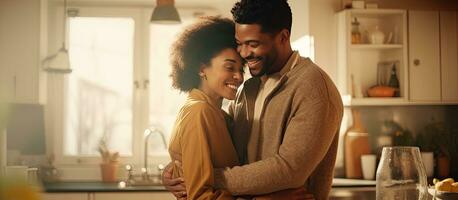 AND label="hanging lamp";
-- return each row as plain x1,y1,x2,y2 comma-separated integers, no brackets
150,0,181,24
43,0,72,73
